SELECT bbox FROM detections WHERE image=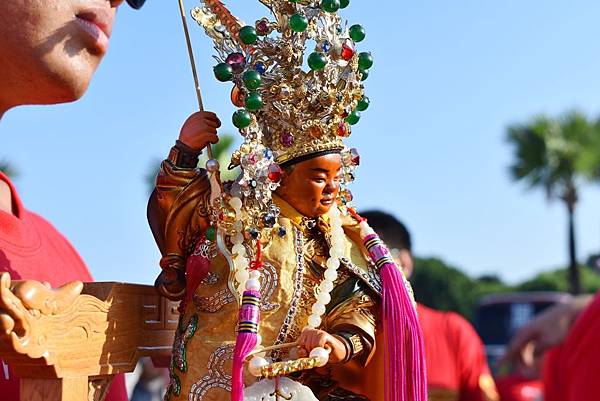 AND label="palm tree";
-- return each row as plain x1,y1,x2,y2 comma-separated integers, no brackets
507,111,599,294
